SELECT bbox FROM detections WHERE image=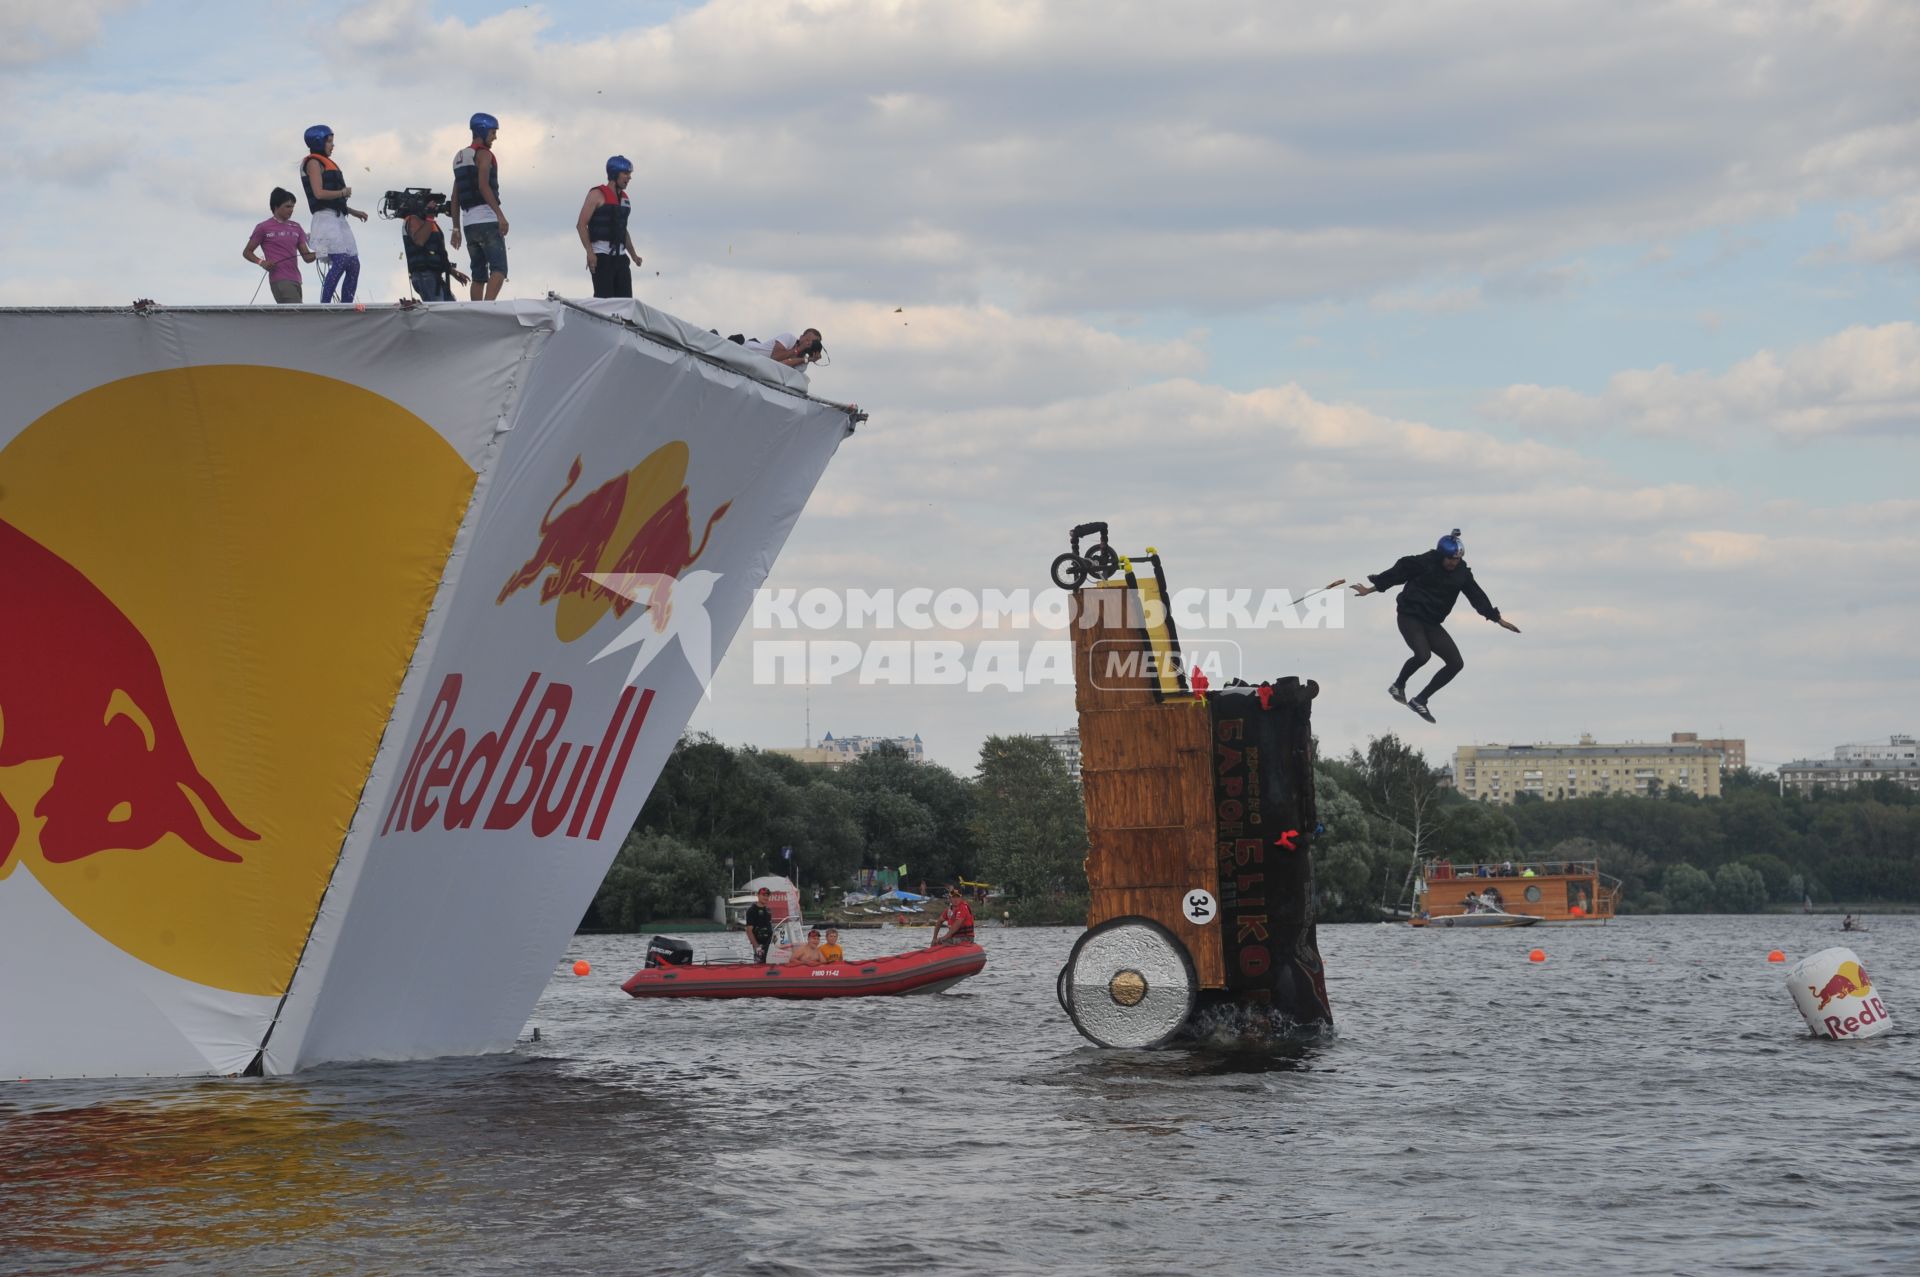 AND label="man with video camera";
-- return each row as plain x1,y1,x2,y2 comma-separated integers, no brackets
392,190,468,302
575,155,642,299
